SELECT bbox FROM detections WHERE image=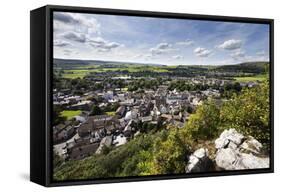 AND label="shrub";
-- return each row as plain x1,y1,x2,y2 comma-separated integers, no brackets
90,105,102,116
220,81,270,145
183,100,221,141
151,129,188,174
